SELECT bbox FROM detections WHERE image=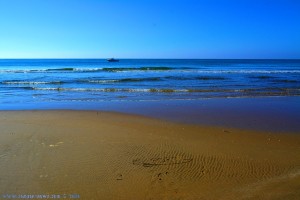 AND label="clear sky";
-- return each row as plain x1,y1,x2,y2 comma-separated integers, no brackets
0,0,299,59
